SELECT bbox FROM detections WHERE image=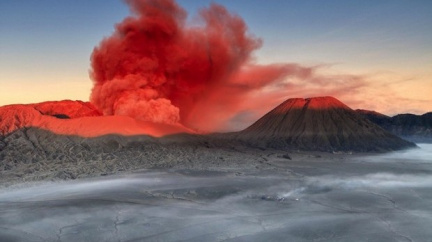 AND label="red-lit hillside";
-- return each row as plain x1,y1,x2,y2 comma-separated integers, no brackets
0,100,192,137
30,100,102,118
